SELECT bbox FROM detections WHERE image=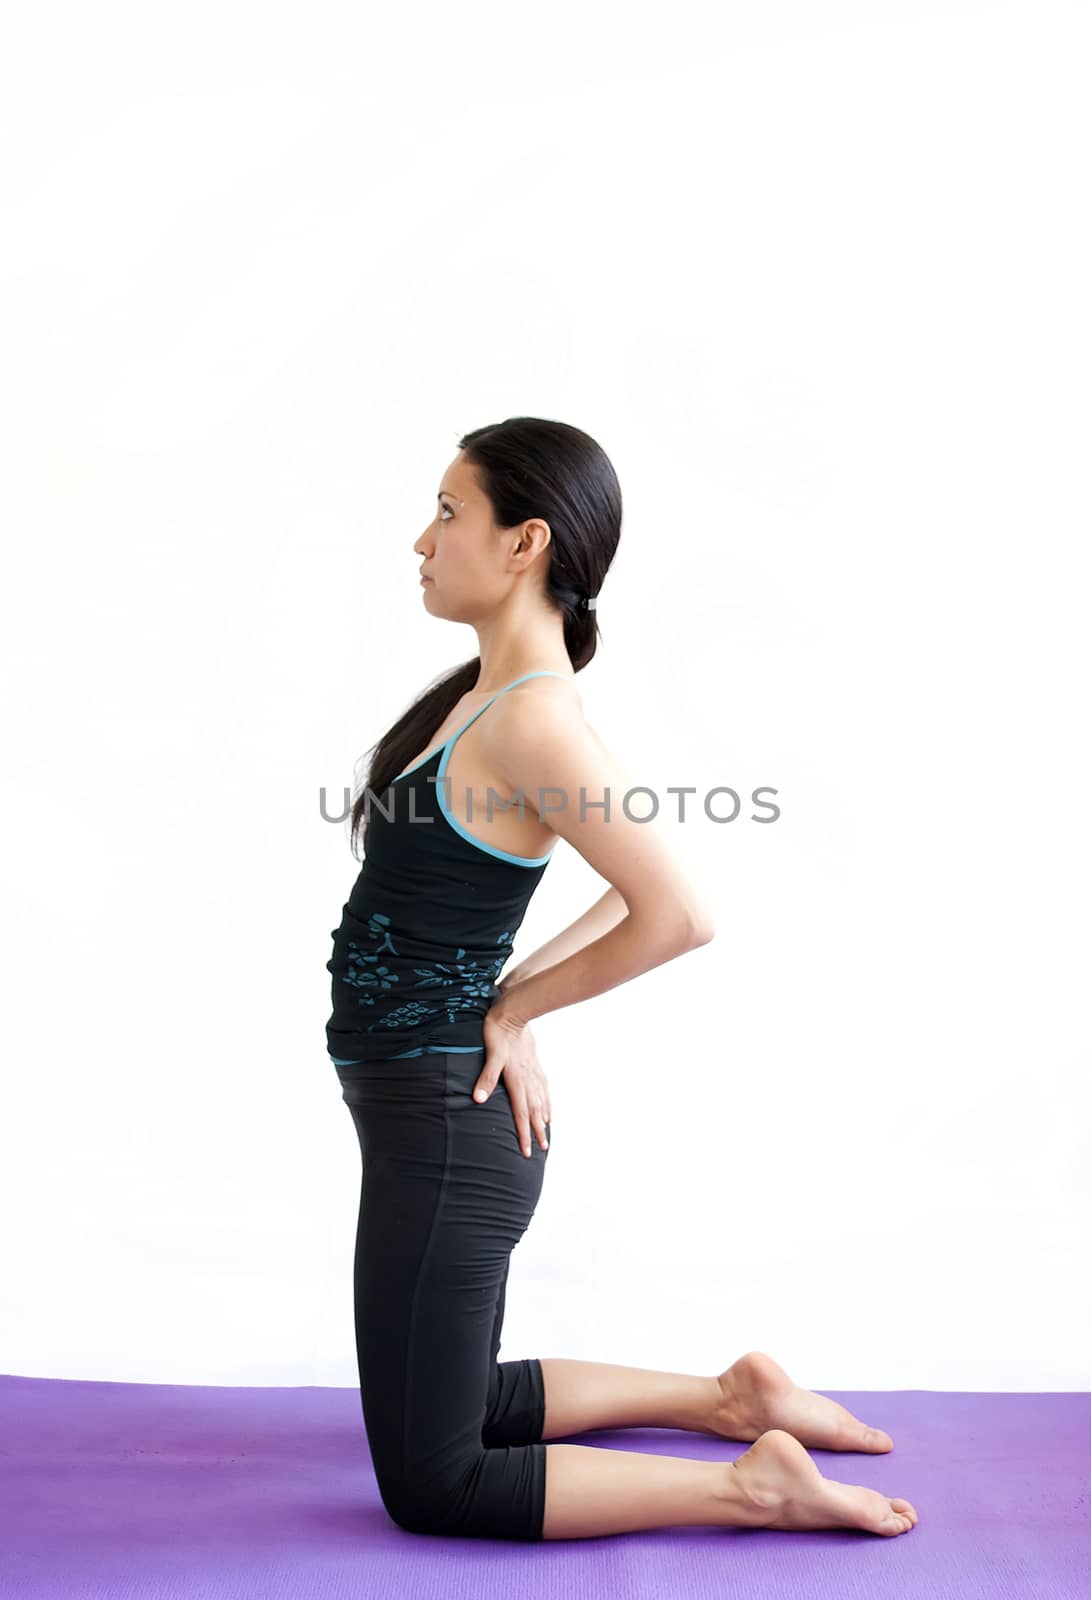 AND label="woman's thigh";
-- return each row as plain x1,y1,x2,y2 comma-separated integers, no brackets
337,1052,550,1535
